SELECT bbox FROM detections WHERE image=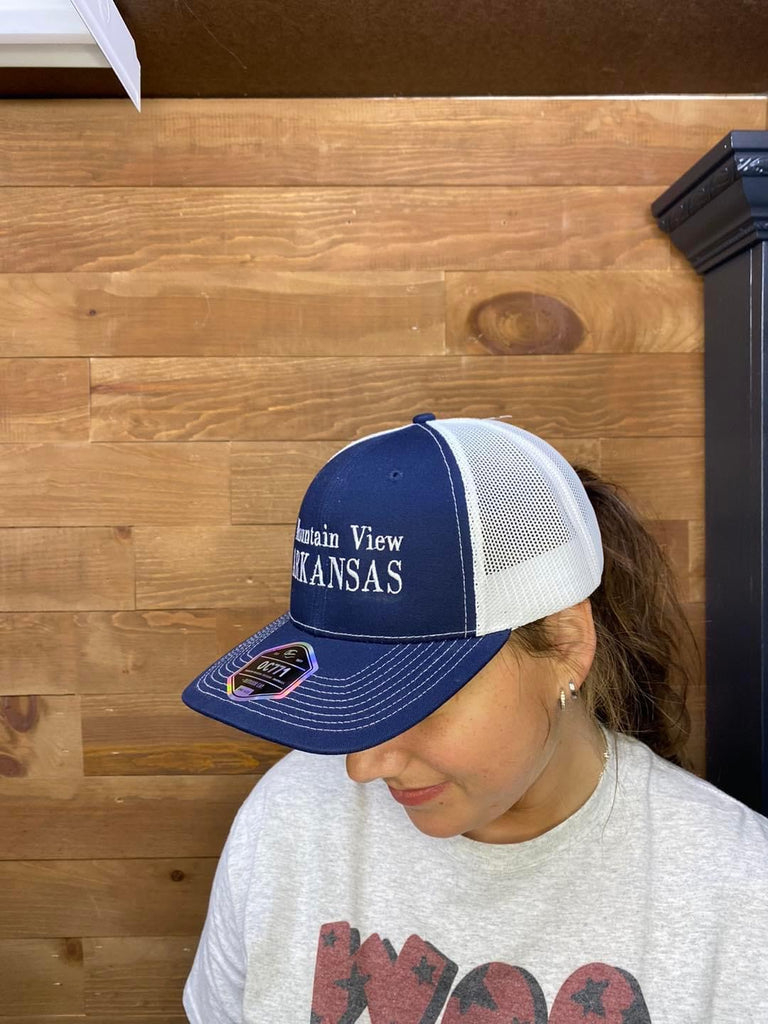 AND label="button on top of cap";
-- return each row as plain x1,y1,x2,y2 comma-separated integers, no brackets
412,412,436,423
